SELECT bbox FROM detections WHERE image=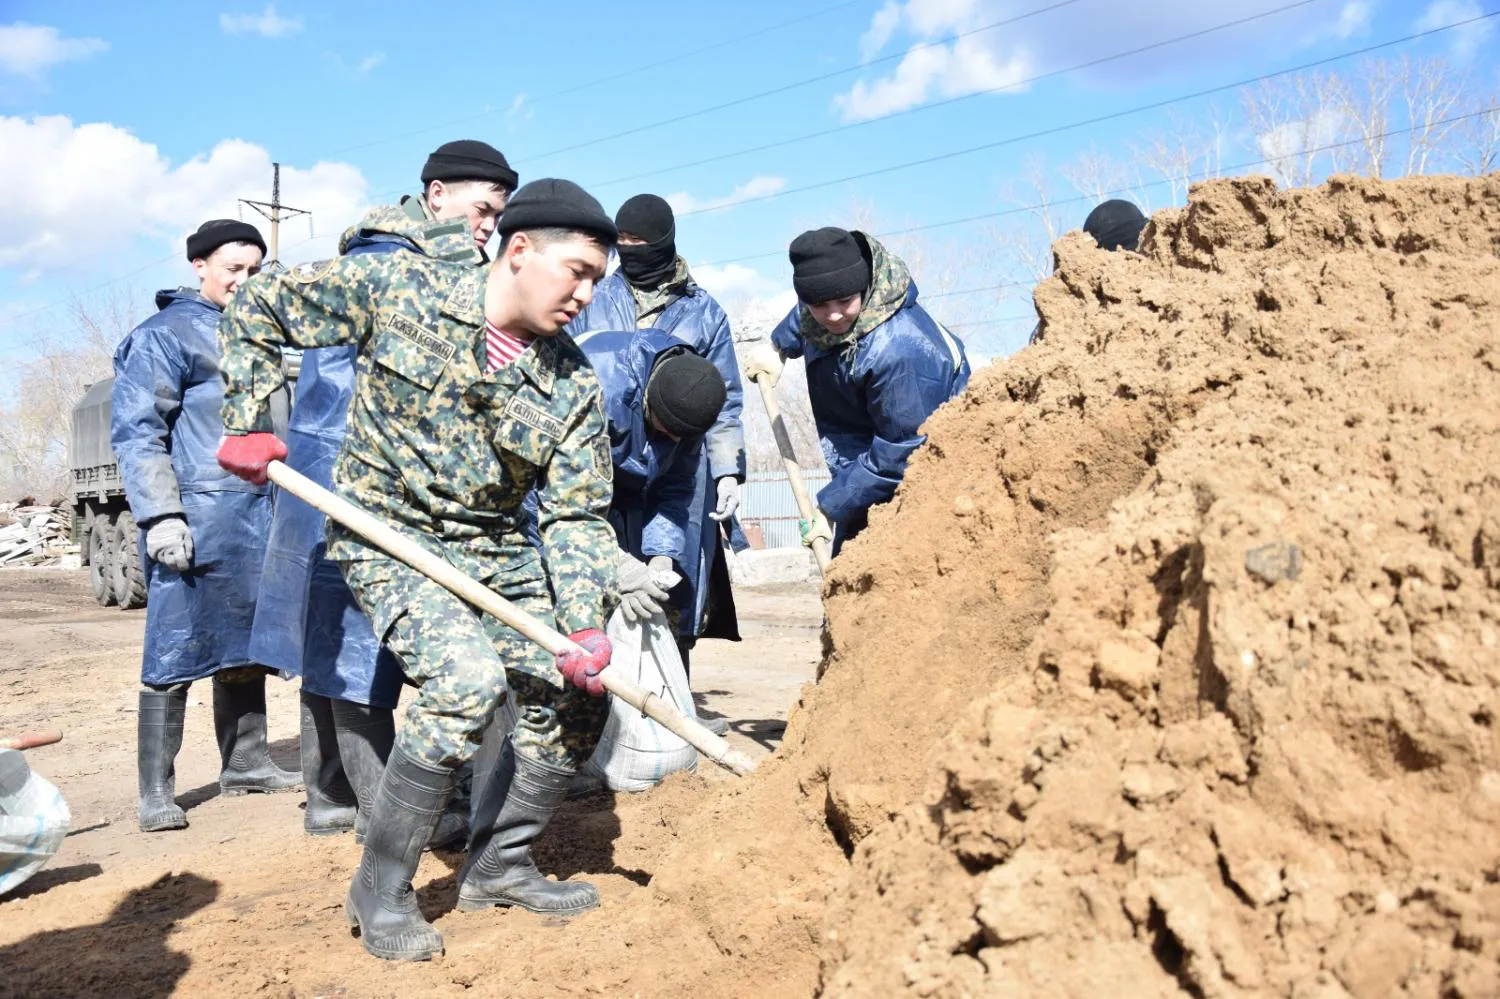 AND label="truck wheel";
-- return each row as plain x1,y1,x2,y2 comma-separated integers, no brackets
111,511,148,609
89,513,116,607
